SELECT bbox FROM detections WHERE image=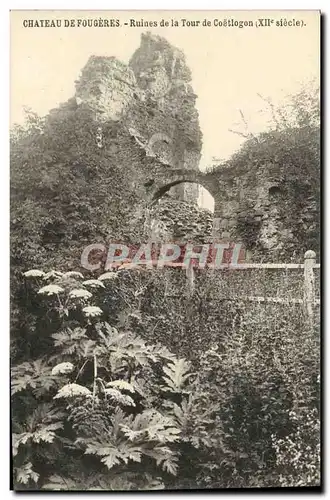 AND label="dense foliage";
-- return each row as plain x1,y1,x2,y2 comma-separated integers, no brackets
11,267,320,490
10,103,147,272
12,270,193,490
11,83,320,490
210,82,320,259
10,103,150,341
